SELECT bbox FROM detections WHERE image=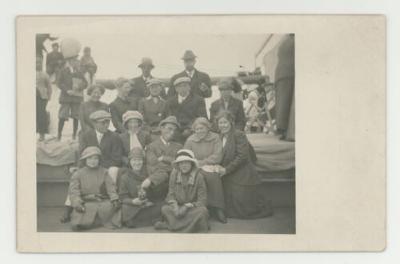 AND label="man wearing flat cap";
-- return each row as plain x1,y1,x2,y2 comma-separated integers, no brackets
79,110,124,168
210,78,246,131
165,76,208,142
167,50,212,98
145,116,183,199
129,57,166,100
